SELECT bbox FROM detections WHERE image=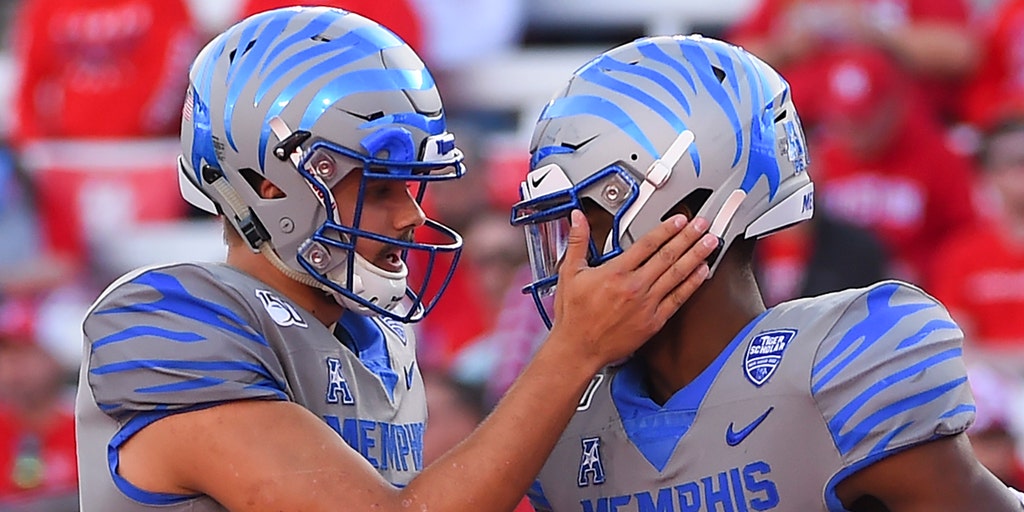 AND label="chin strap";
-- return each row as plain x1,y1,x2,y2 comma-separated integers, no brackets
260,244,331,292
